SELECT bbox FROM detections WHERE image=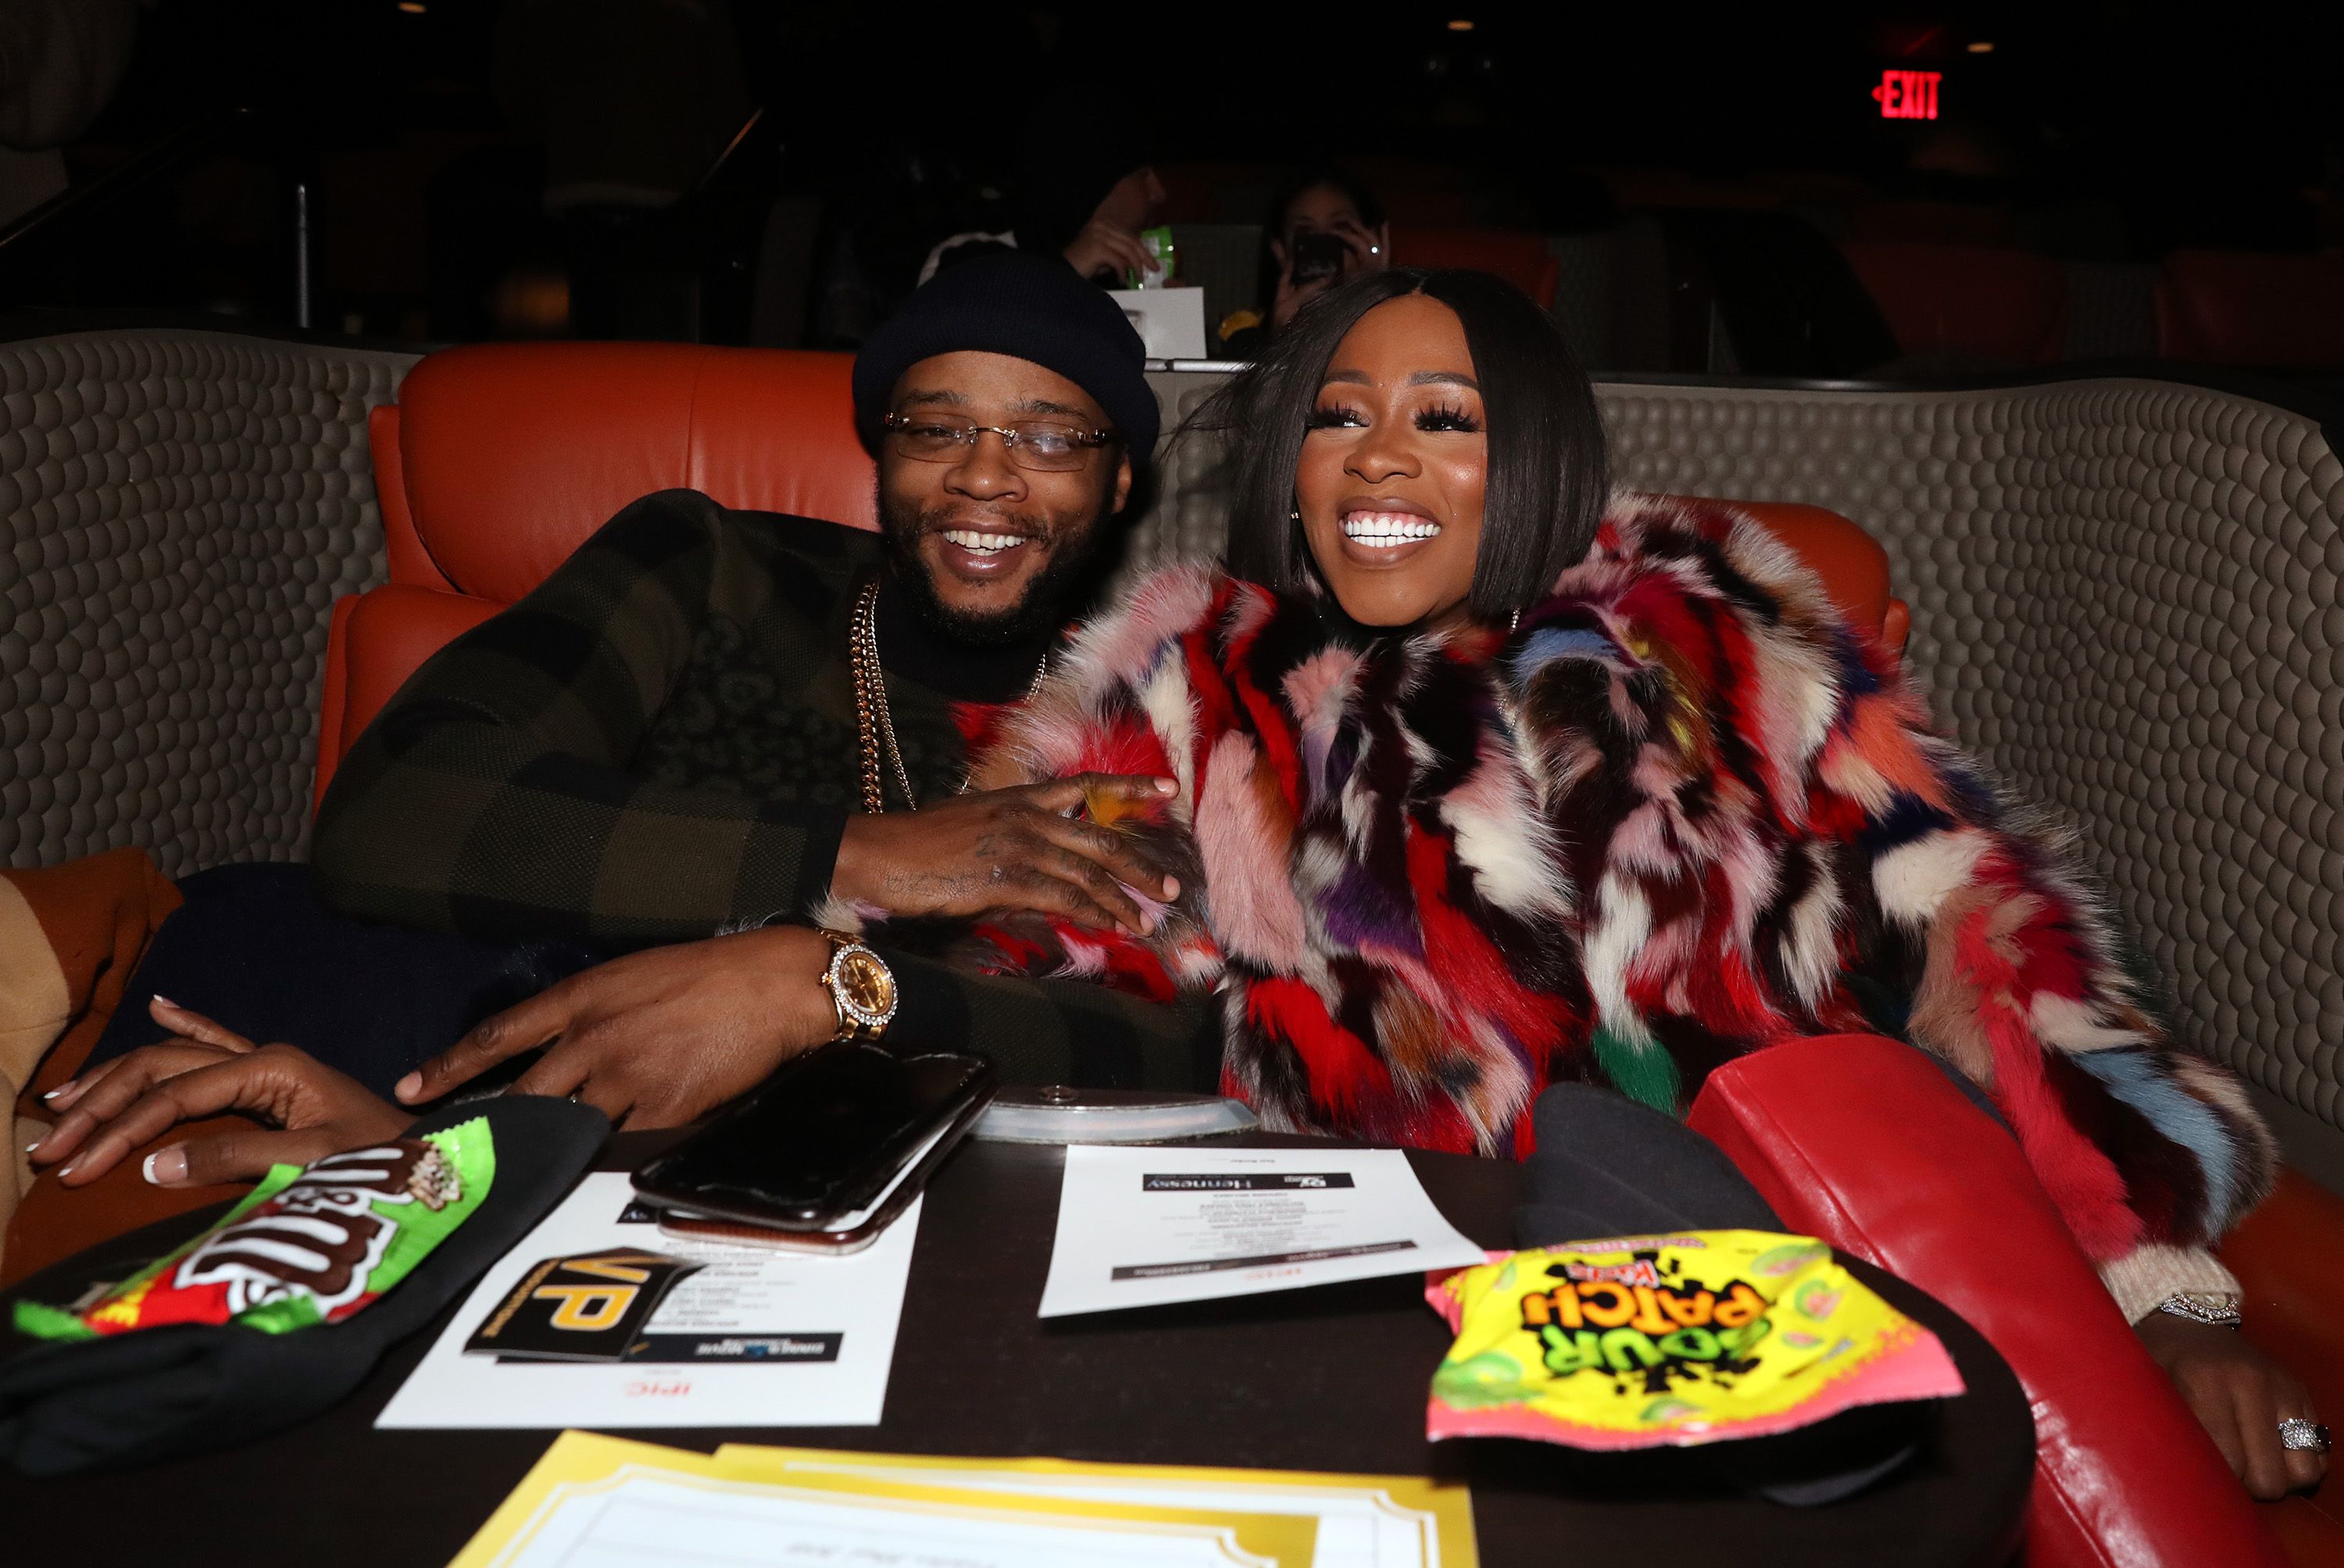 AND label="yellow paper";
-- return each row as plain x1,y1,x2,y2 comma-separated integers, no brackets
452,1430,1320,1567
718,1441,1477,1567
